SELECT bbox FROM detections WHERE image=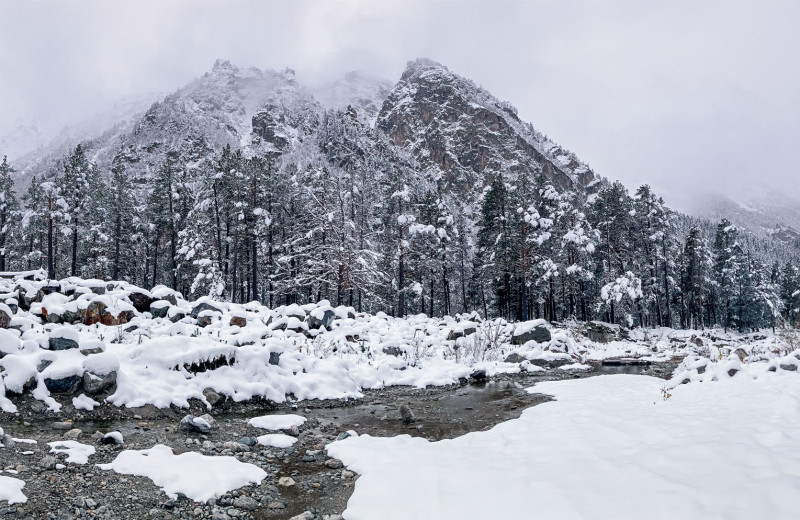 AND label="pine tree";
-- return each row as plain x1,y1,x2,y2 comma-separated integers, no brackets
712,219,742,330
108,160,137,280
59,144,92,276
679,227,712,329
0,156,20,271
